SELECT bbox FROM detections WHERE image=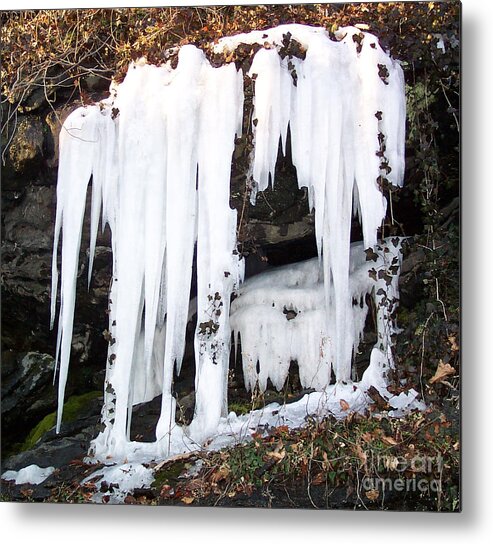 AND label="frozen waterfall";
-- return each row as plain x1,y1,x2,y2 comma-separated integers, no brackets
50,24,410,462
